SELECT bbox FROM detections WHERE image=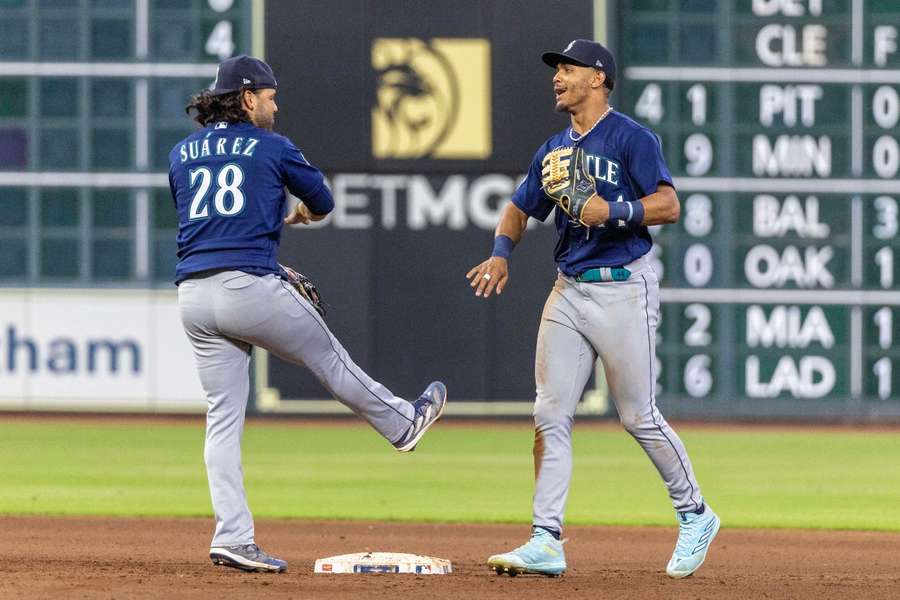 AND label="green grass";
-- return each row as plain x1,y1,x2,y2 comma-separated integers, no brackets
1,420,899,531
